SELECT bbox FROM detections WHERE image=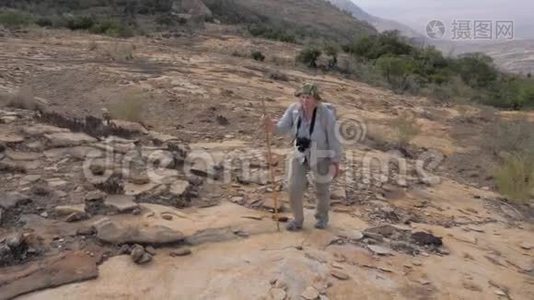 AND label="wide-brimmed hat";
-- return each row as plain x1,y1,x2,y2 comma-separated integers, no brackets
295,83,322,100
